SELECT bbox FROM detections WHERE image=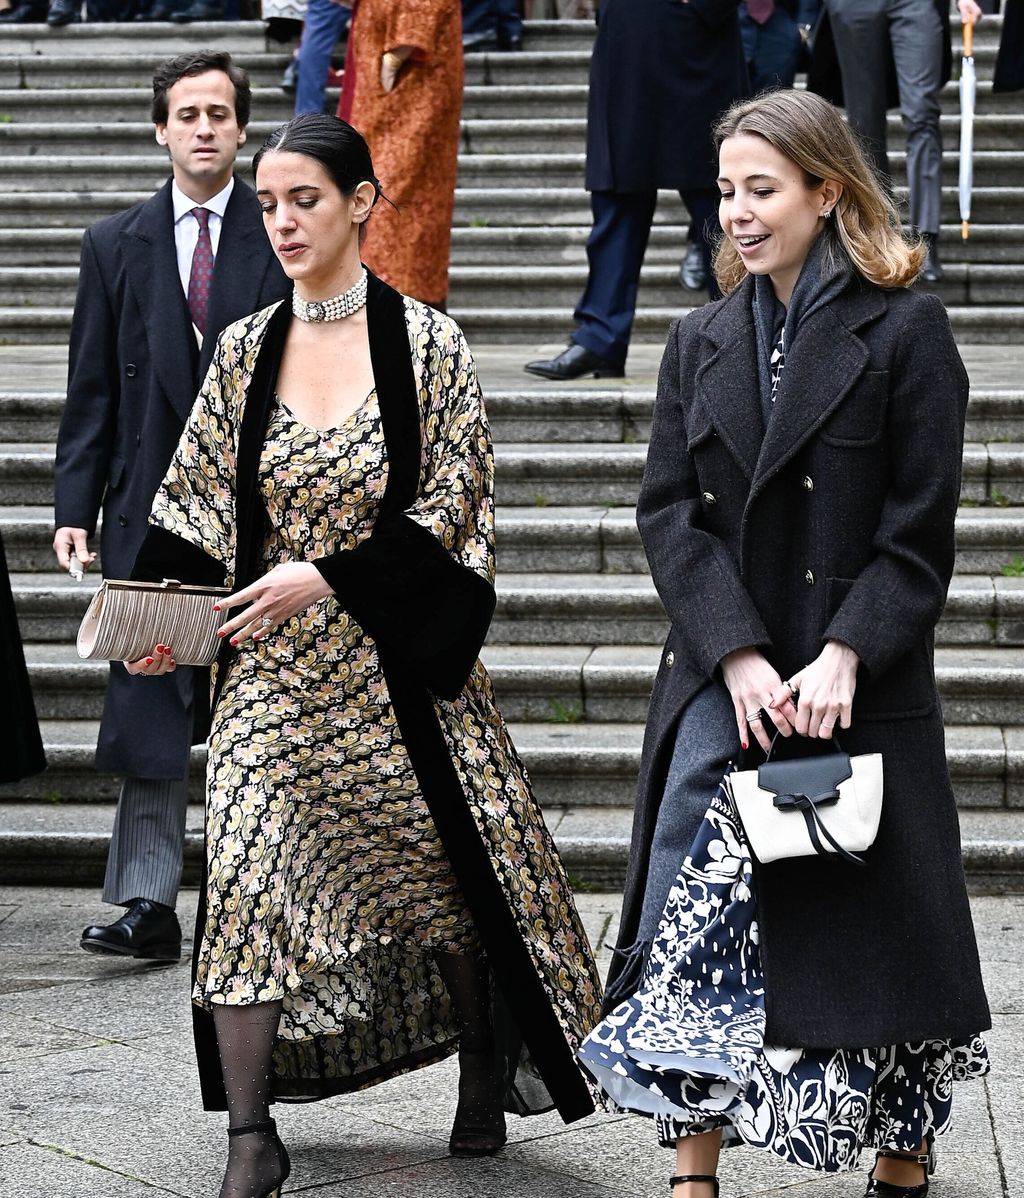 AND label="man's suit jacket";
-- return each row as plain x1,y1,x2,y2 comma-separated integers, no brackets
54,176,290,779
